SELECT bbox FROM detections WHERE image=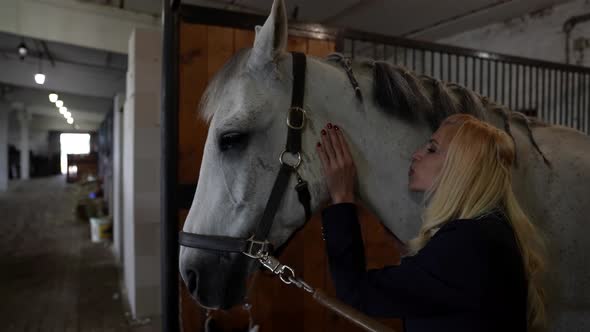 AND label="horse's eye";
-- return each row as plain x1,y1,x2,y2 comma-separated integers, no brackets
219,132,248,152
